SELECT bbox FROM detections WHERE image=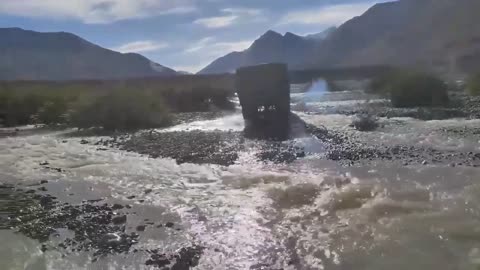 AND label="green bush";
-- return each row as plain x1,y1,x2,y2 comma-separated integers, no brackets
467,73,480,96
369,71,449,108
0,91,45,126
0,89,74,127
34,96,69,125
368,72,396,95
0,79,235,129
162,87,234,112
69,90,171,131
